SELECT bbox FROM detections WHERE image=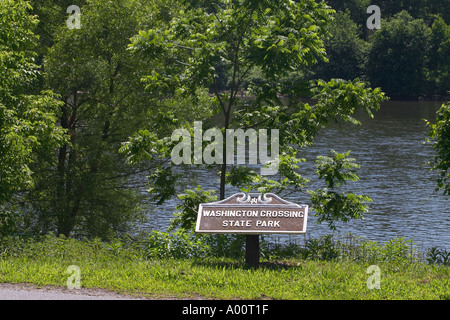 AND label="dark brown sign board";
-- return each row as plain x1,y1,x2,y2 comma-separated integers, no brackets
195,193,308,234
